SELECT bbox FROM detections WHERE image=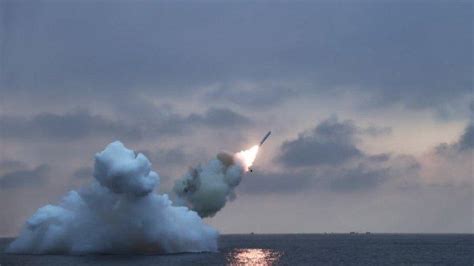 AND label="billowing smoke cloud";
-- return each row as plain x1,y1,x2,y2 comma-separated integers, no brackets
6,141,218,254
173,147,257,218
